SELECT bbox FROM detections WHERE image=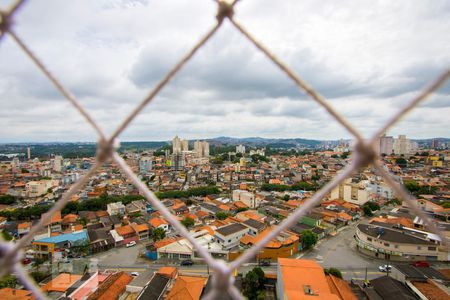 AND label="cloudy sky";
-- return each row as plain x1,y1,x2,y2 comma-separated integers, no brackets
0,0,449,142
